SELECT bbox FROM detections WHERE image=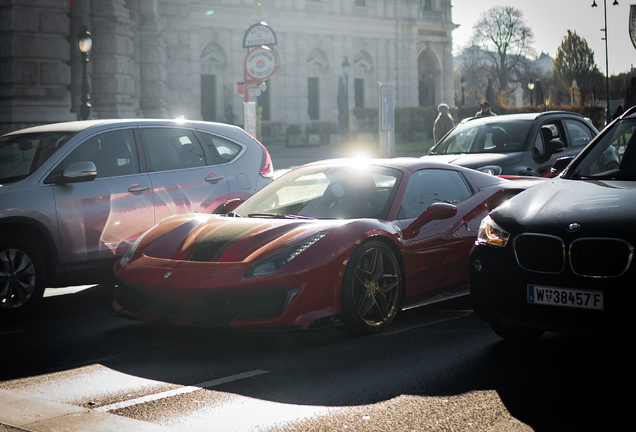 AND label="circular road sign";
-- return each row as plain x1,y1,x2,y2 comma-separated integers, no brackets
244,47,277,81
